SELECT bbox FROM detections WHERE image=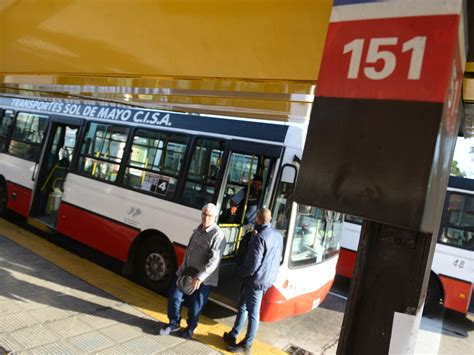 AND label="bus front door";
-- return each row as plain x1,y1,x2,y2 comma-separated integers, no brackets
213,147,279,307
29,118,83,229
